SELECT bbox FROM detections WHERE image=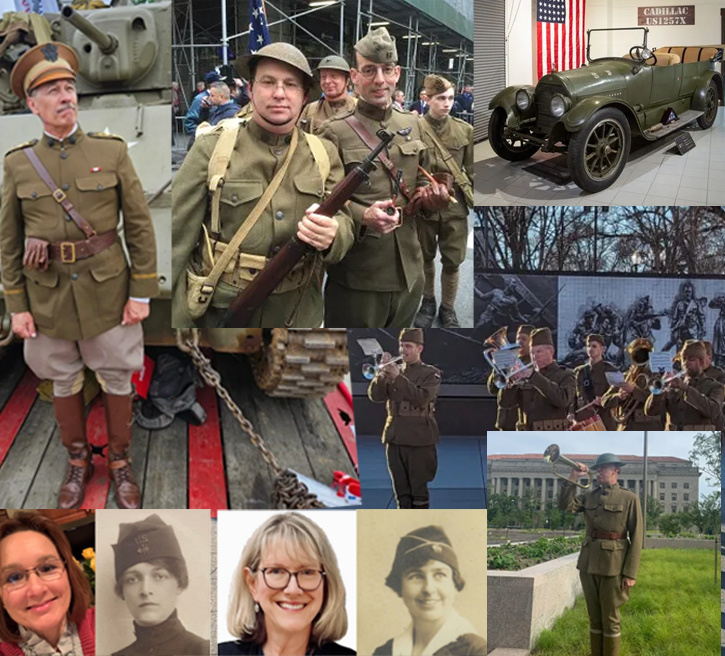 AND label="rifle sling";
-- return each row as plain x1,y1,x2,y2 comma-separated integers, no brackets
23,147,96,239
